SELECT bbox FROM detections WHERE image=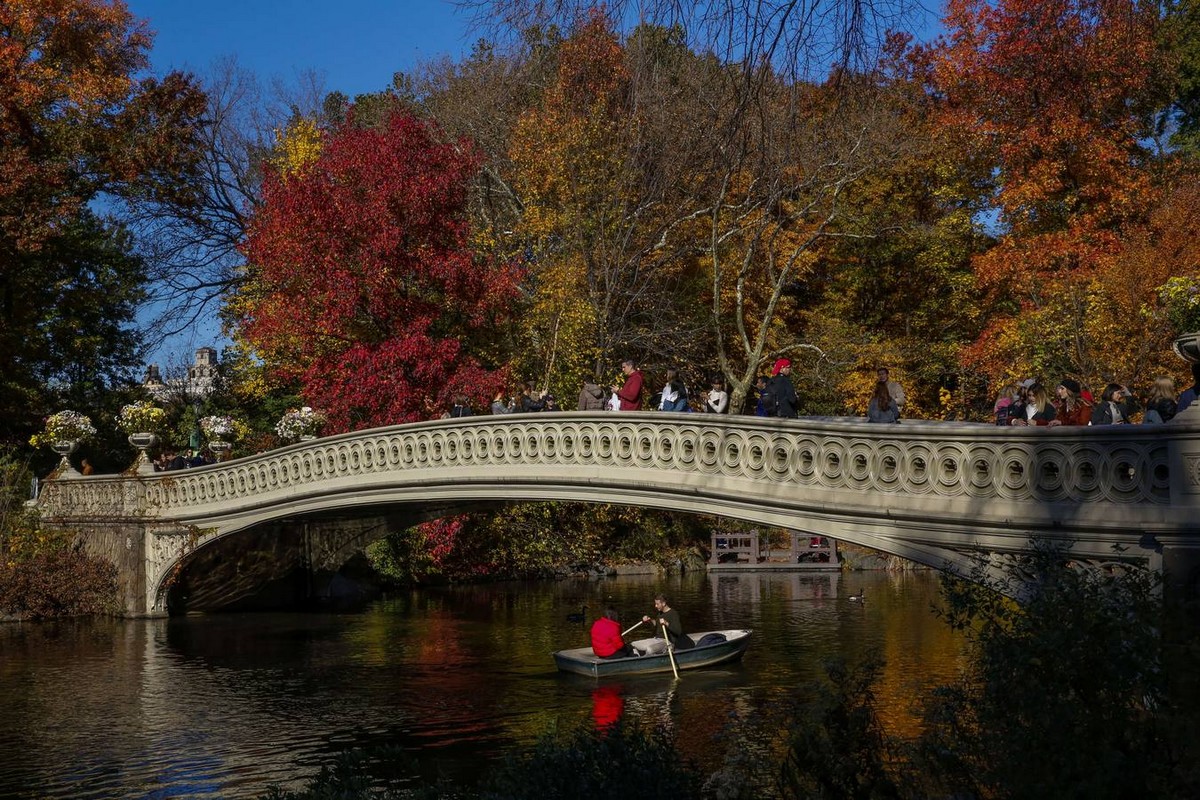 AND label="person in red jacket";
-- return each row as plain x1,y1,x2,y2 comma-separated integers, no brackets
590,608,633,659
610,359,644,411
1048,379,1092,427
